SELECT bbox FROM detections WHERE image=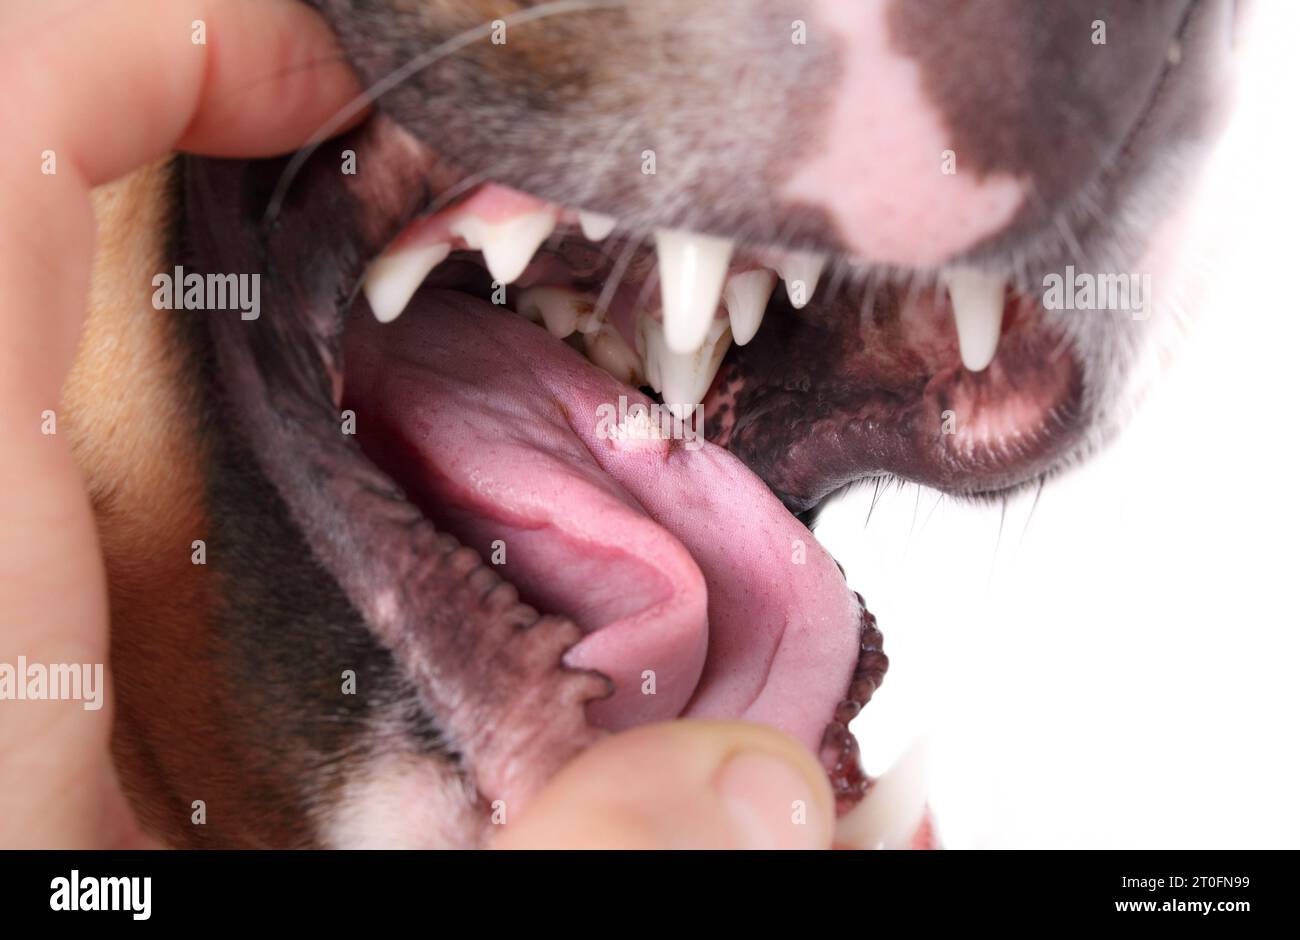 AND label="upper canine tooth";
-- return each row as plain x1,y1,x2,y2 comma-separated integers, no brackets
363,241,452,323
578,211,617,241
773,250,826,309
654,228,734,354
516,286,598,339
942,267,1007,372
722,270,777,346
449,207,558,285
640,313,731,418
